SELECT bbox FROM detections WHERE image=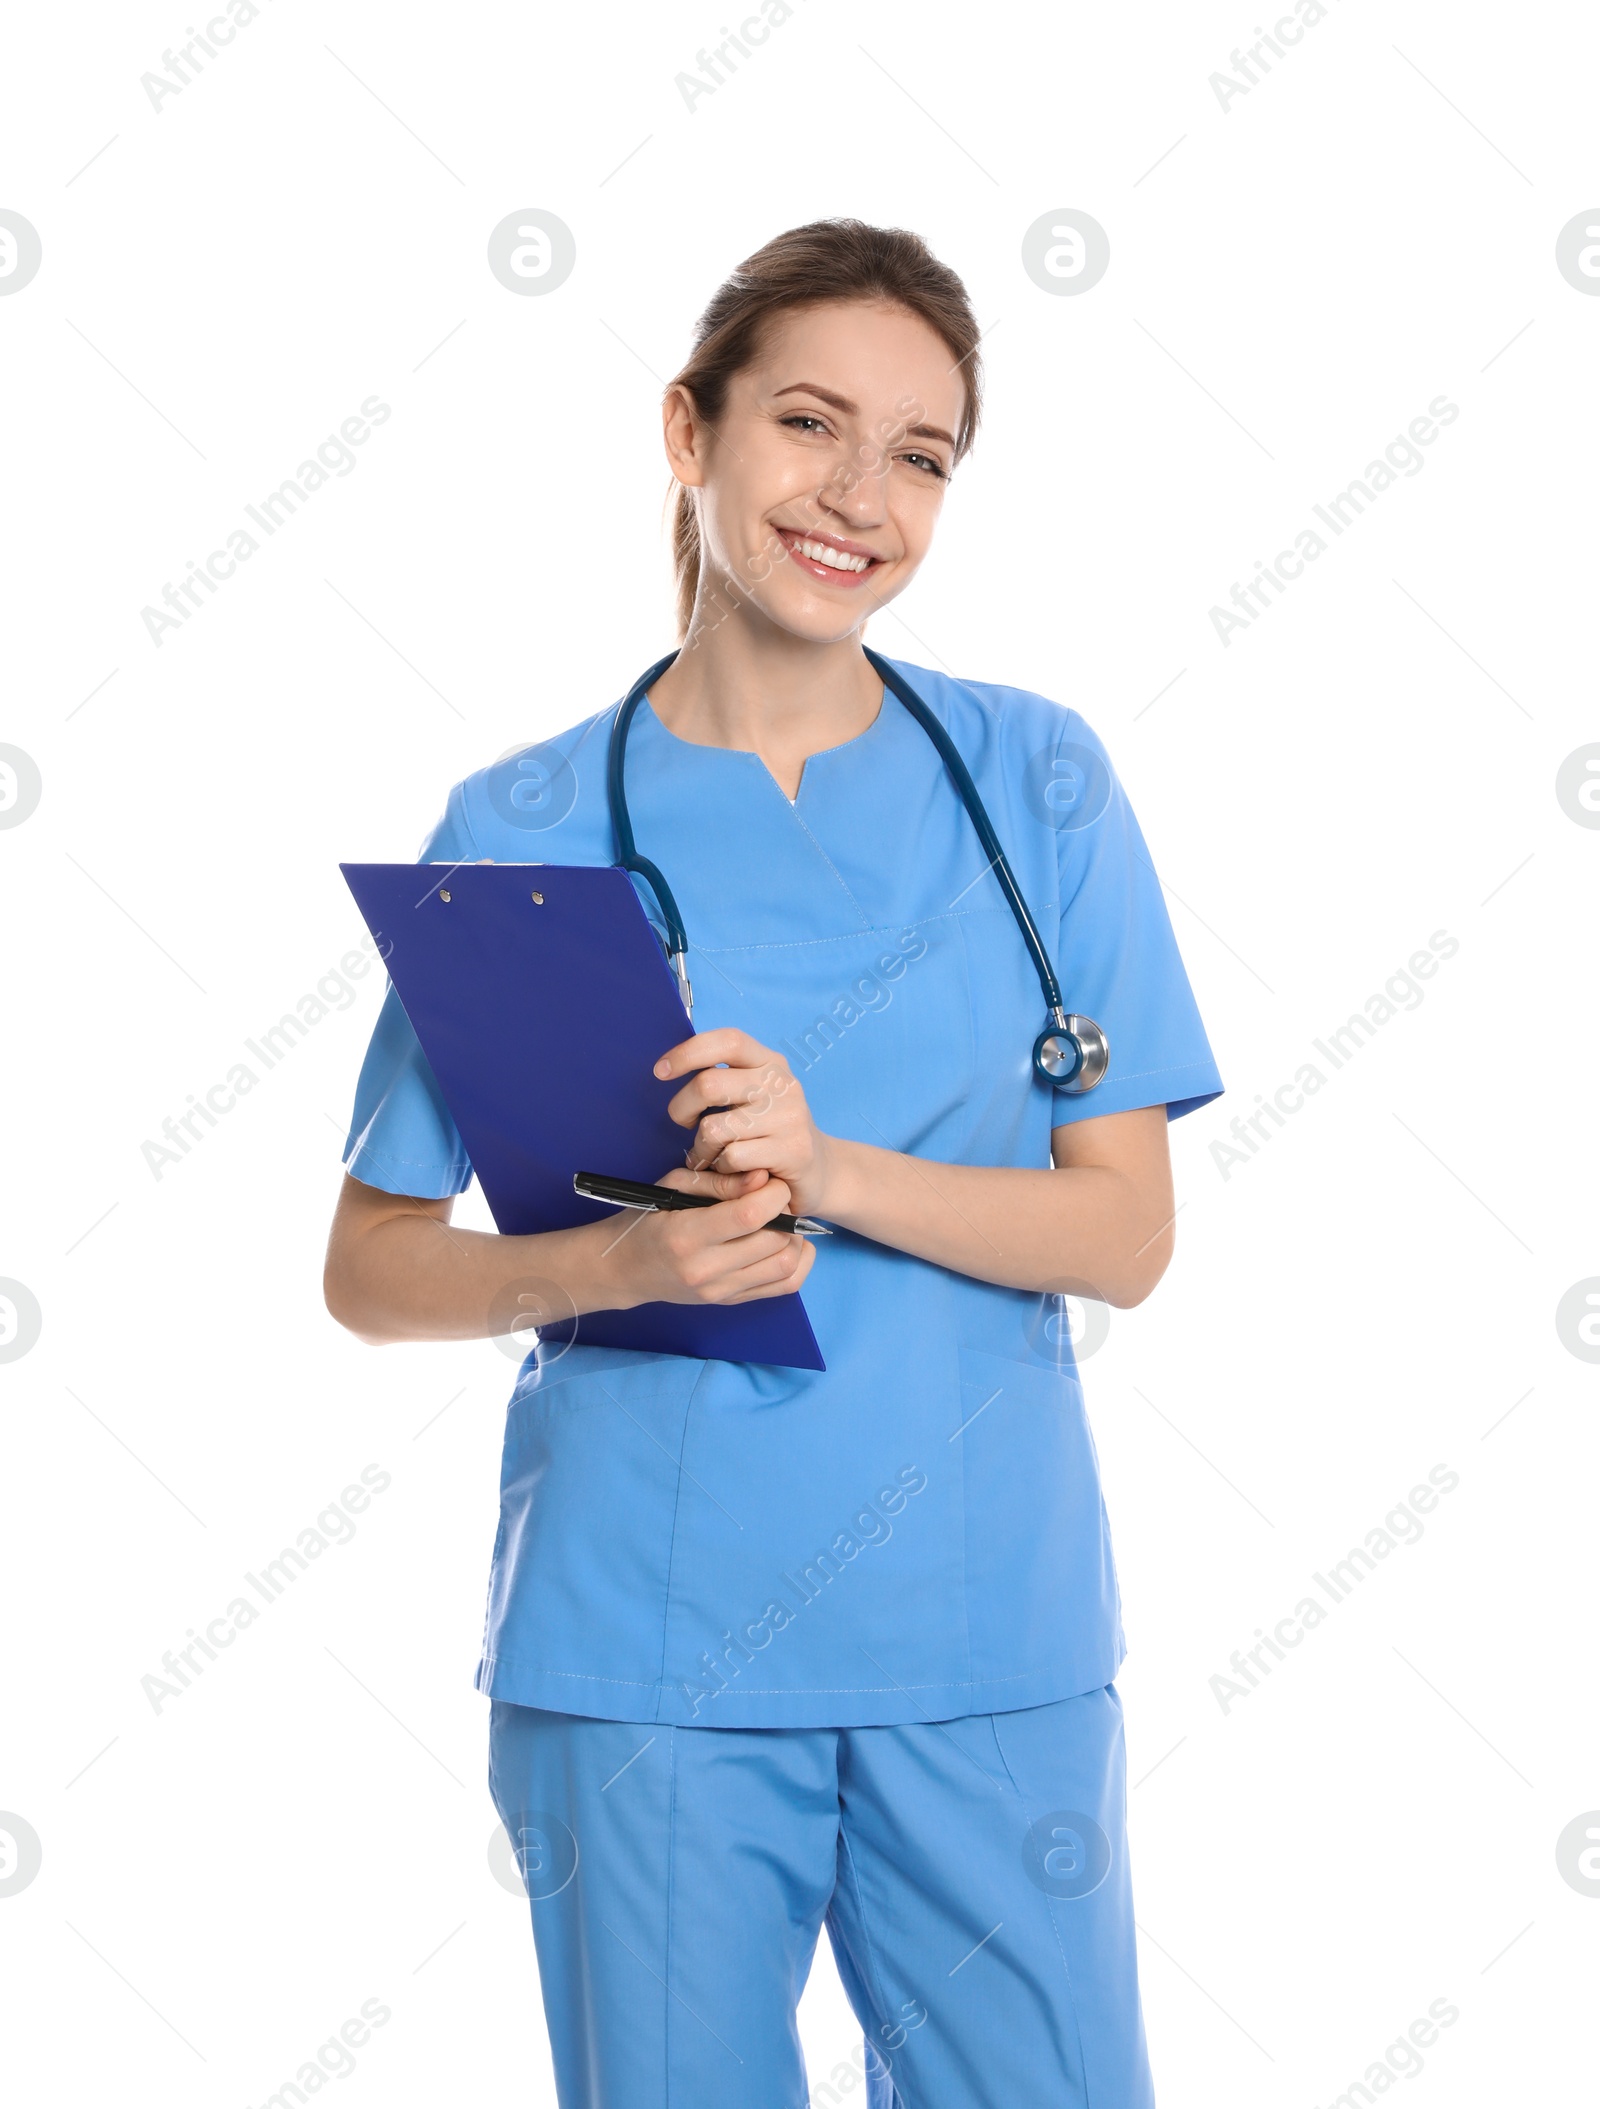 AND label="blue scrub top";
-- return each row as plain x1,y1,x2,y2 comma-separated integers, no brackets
342,656,1223,1728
